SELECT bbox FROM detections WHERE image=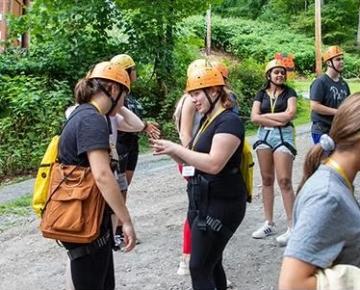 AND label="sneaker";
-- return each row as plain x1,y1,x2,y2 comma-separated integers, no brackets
177,255,190,275
226,279,232,288
276,228,292,247
113,233,125,251
252,221,276,239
